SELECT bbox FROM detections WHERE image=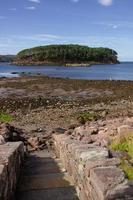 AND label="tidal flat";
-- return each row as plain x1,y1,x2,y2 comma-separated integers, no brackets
0,76,133,135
